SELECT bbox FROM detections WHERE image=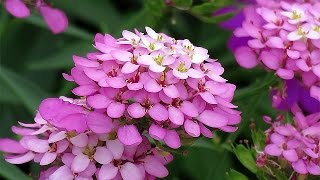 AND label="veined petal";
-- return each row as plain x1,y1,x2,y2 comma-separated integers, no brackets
94,147,113,164
117,125,142,146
